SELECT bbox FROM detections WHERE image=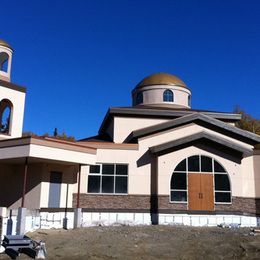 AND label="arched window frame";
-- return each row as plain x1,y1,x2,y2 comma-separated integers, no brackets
135,92,143,105
170,155,232,204
0,99,13,135
163,89,174,102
